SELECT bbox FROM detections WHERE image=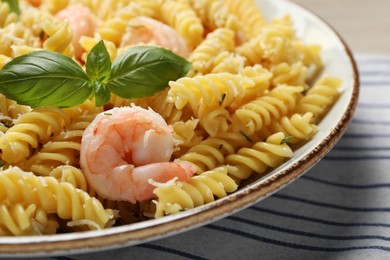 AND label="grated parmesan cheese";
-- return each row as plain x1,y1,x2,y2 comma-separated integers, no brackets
148,177,178,188
67,219,101,230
